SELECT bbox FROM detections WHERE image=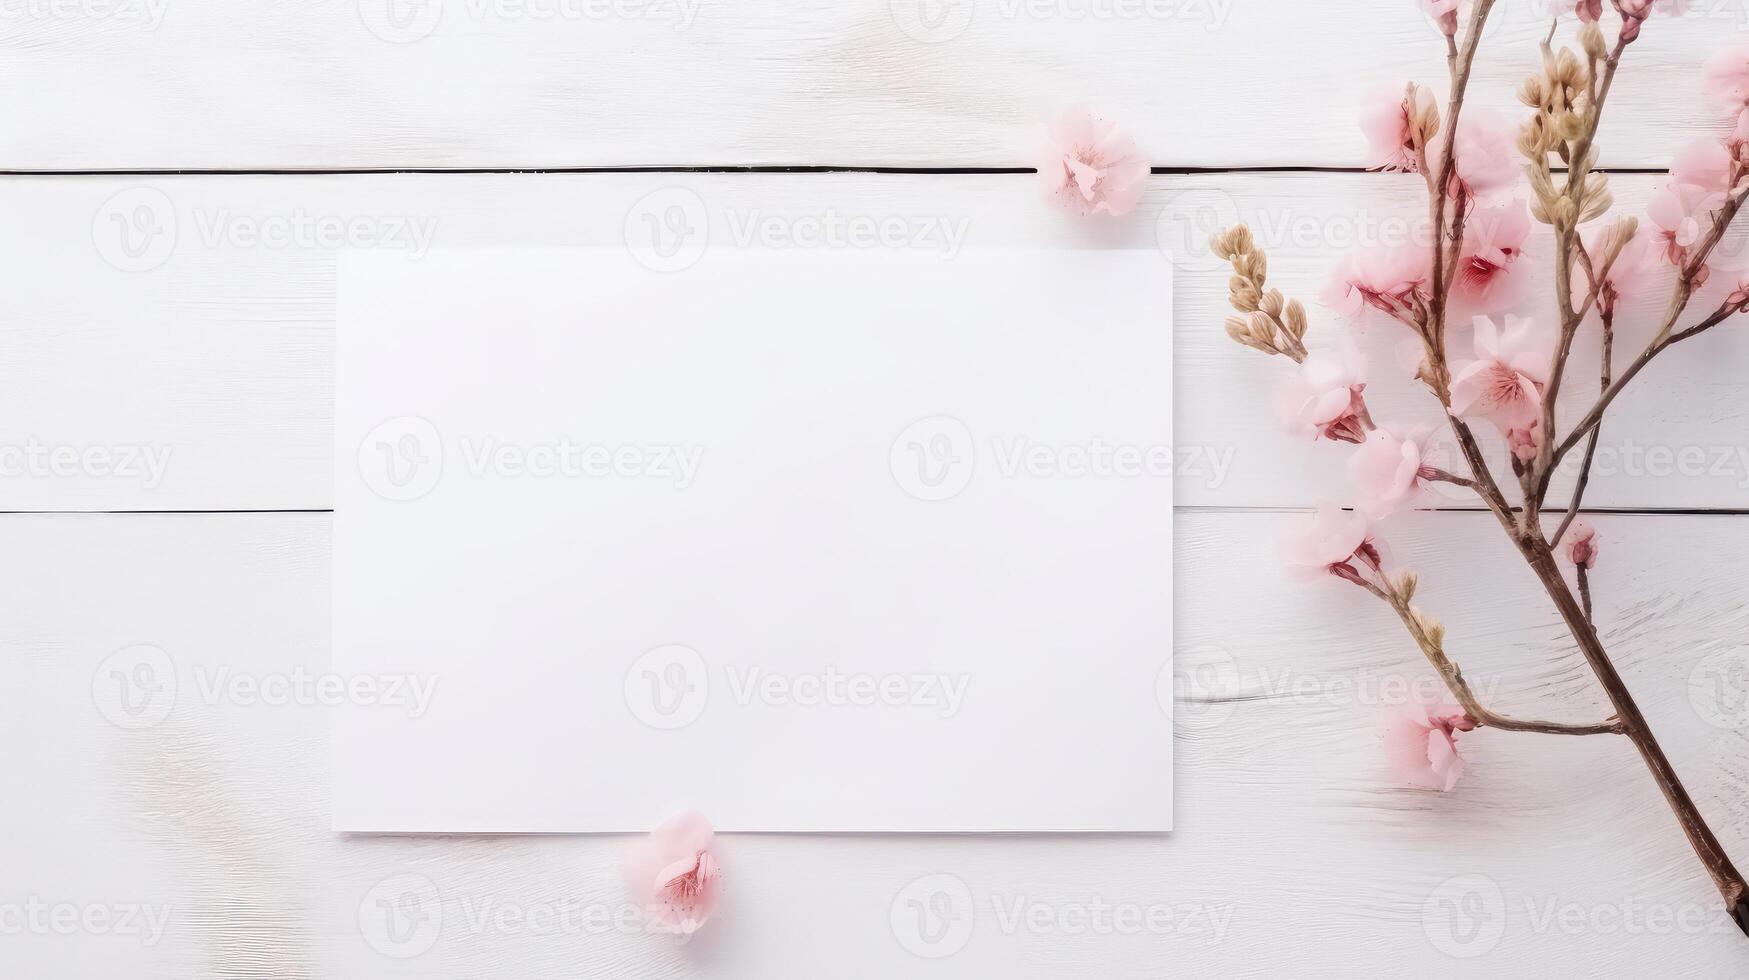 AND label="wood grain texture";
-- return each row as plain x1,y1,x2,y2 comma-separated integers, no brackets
5,171,1745,511
2,1,1746,170
4,510,1746,977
